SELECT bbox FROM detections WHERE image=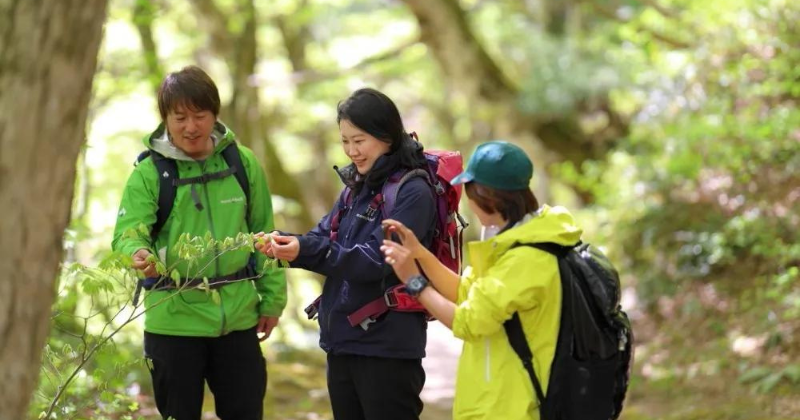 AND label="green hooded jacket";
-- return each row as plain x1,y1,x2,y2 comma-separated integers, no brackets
112,122,286,337
451,205,582,420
